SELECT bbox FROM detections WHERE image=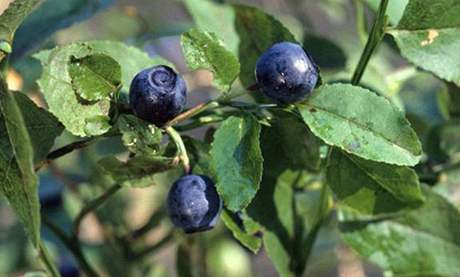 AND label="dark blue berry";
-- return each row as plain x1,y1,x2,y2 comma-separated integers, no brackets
39,175,64,210
58,258,80,277
255,42,319,104
129,65,187,126
167,175,222,233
